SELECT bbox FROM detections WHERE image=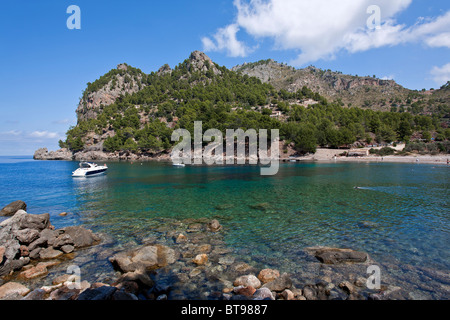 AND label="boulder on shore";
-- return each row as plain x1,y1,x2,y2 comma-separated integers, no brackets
0,200,27,217
0,282,30,299
0,210,100,278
